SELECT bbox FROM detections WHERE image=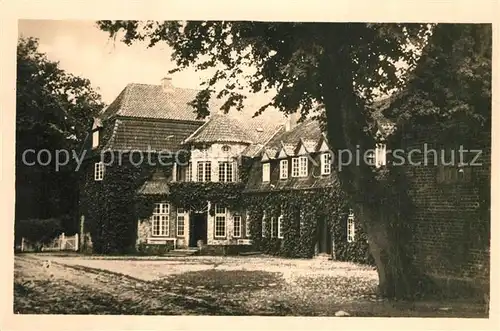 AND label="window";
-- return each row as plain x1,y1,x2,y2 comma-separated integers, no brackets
271,216,278,238
152,203,169,236
280,160,288,179
262,212,267,237
233,215,242,238
347,209,355,243
321,153,332,175
218,161,234,182
94,162,104,181
277,214,284,239
176,208,185,237
214,204,226,238
222,145,231,152
366,150,375,166
245,212,251,237
299,156,308,177
92,130,99,149
292,158,299,177
375,143,387,168
197,161,211,182
262,163,270,182
185,162,192,182
437,165,472,184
